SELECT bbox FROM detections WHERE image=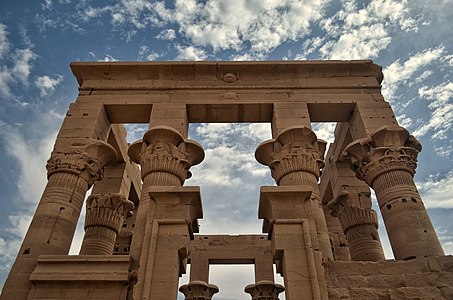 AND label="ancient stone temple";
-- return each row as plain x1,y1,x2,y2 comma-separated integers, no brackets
1,61,452,300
